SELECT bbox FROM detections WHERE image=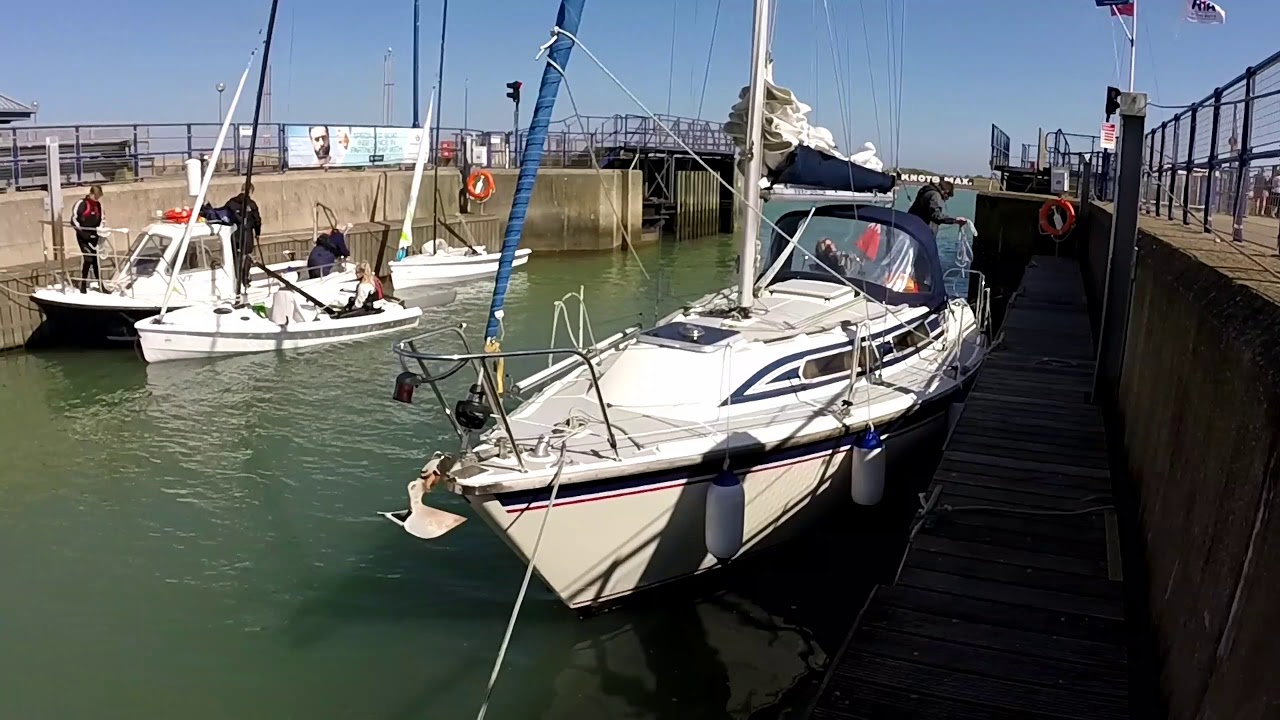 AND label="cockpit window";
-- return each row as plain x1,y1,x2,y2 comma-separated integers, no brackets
765,215,934,294
123,232,176,277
